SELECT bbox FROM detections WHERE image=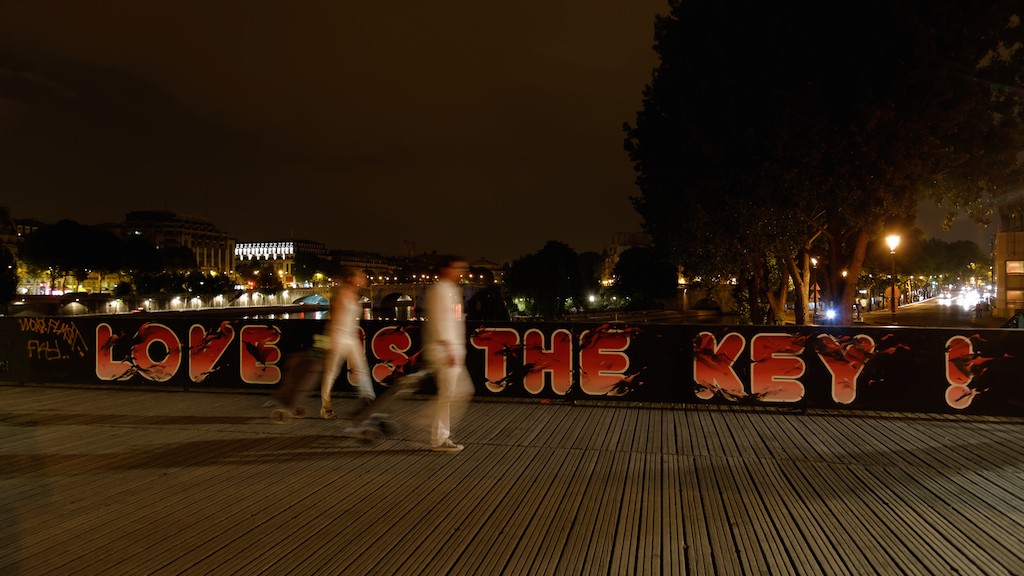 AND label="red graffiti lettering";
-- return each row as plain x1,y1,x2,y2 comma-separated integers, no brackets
945,336,976,408
96,323,133,380
370,326,413,383
188,321,235,383
132,323,182,382
470,328,521,393
693,332,746,400
945,336,983,409
815,334,874,404
750,333,805,402
523,328,572,395
579,327,631,395
239,325,281,384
